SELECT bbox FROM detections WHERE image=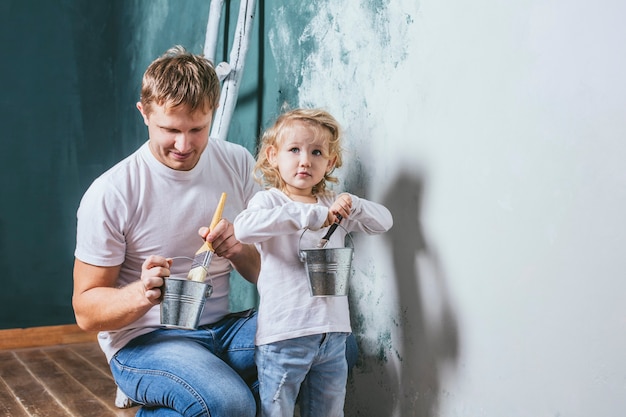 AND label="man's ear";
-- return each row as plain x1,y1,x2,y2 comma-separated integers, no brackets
136,102,149,126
